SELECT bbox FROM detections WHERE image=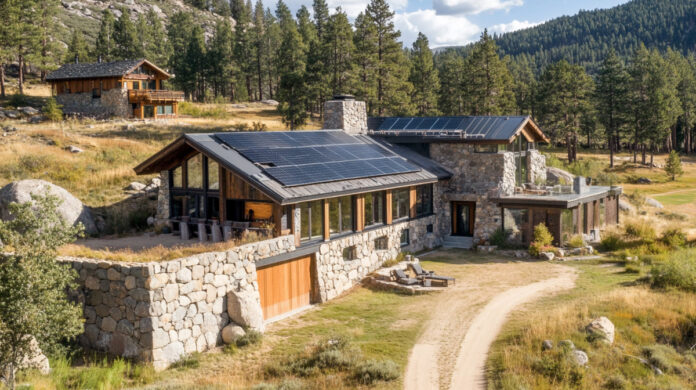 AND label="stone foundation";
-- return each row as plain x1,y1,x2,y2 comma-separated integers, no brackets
57,88,130,119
